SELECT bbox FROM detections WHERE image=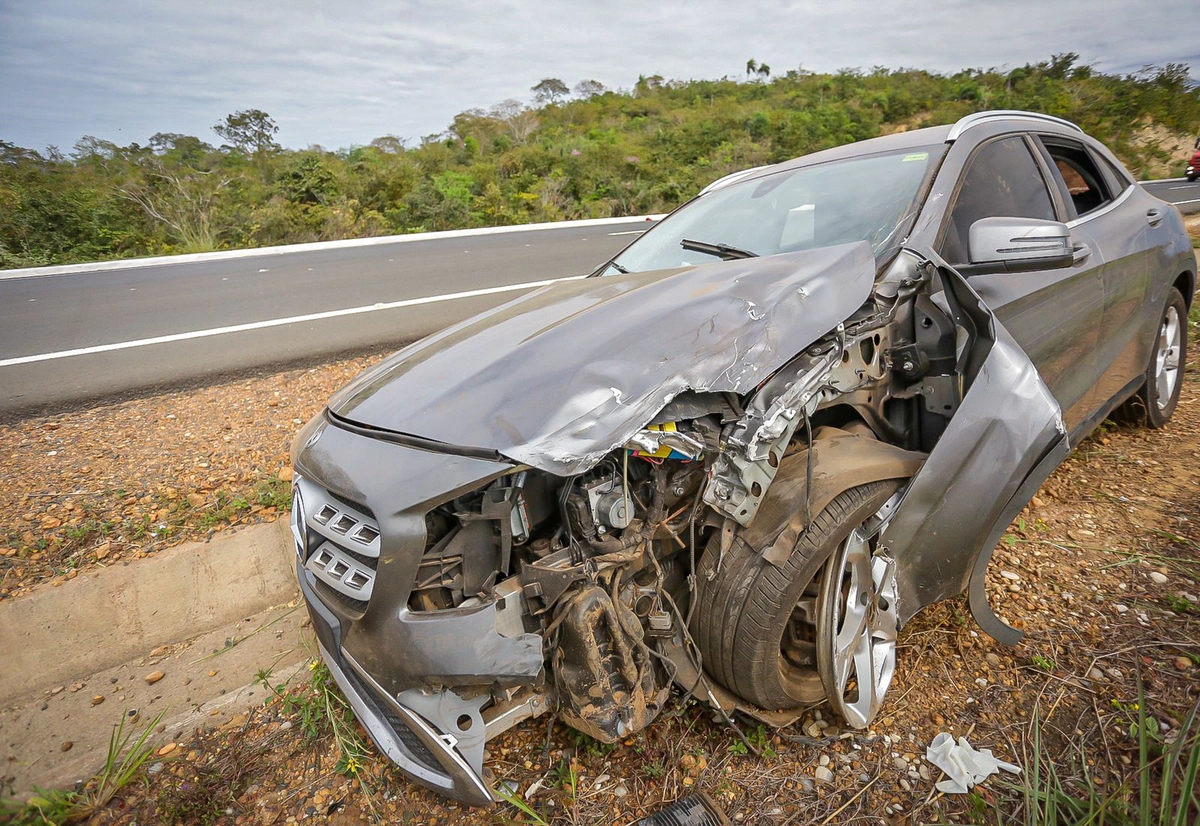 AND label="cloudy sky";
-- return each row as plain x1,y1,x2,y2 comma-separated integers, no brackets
2,0,1198,153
